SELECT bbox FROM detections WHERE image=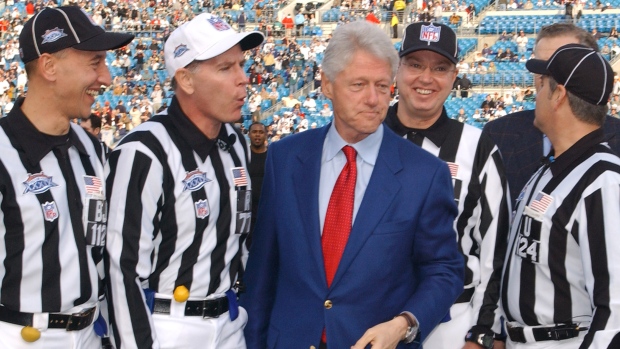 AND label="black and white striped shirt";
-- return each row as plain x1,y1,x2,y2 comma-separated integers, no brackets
385,105,511,335
105,96,251,349
0,98,107,313
501,128,620,347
